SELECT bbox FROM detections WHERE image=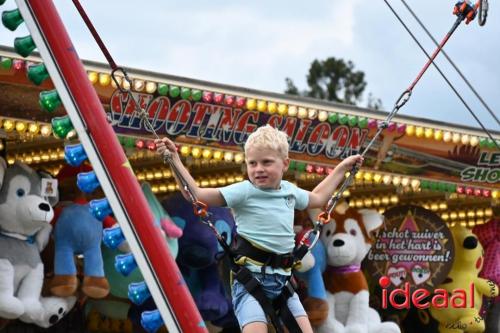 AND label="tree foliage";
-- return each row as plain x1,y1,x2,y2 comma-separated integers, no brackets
285,57,381,109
